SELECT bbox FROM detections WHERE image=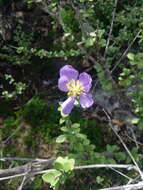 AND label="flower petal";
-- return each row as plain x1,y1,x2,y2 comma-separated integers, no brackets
60,65,79,80
79,93,94,108
58,76,70,92
79,72,92,92
61,96,75,115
